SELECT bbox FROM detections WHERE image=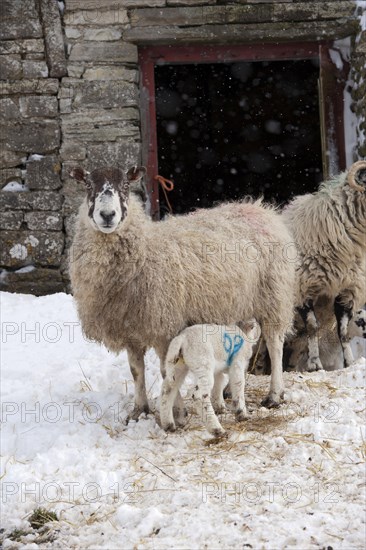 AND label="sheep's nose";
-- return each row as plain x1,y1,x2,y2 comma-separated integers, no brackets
100,210,116,224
